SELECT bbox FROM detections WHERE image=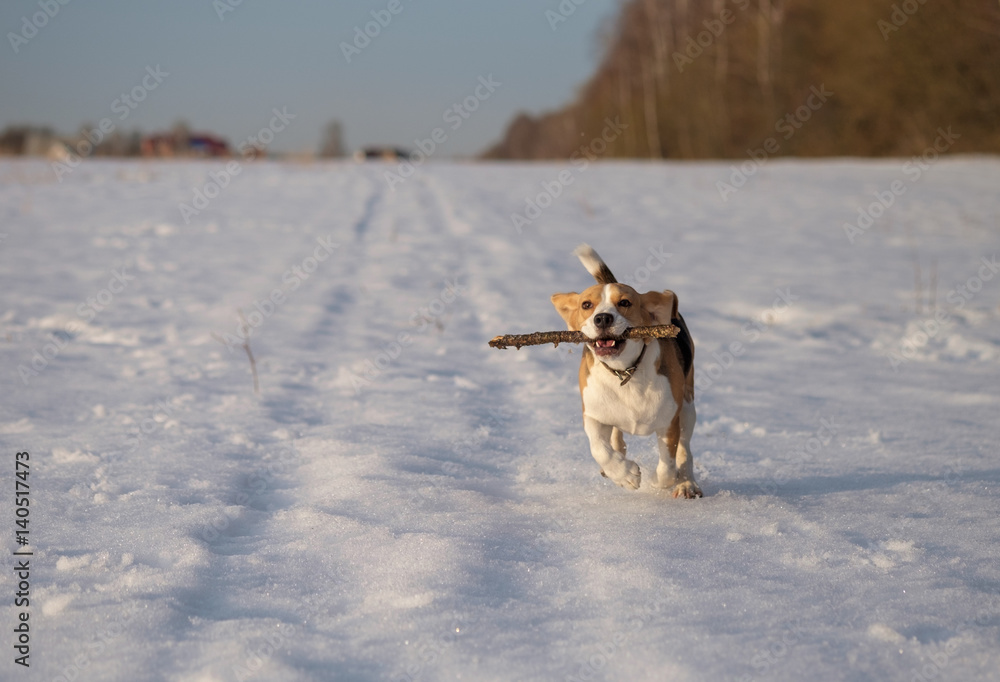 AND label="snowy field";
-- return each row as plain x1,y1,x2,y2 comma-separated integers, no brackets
2,157,999,681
